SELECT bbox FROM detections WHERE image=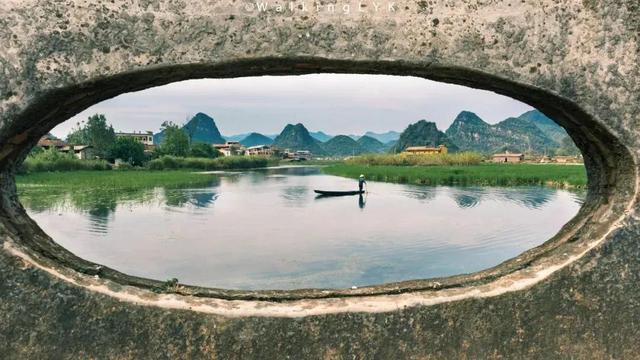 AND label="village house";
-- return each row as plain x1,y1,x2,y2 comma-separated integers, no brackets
293,150,312,160
214,141,245,156
60,145,94,160
554,155,582,164
282,149,312,160
491,151,525,163
402,144,448,155
116,131,156,153
115,131,154,145
245,145,274,156
37,134,66,150
538,155,552,163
